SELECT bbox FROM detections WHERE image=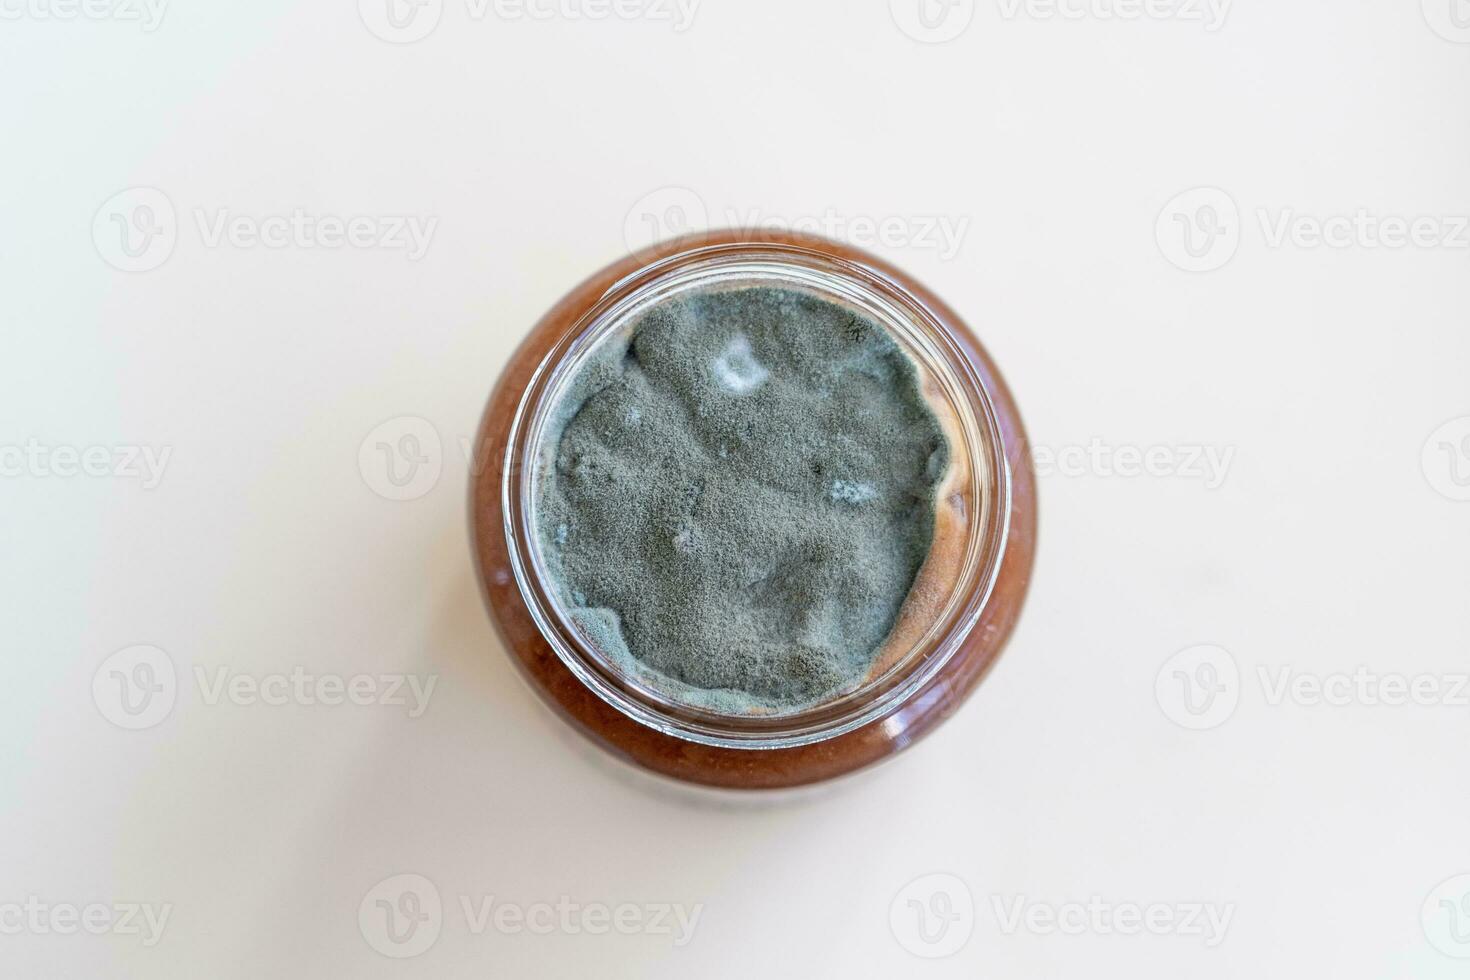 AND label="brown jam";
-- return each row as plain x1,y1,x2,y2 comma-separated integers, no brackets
470,229,1036,789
